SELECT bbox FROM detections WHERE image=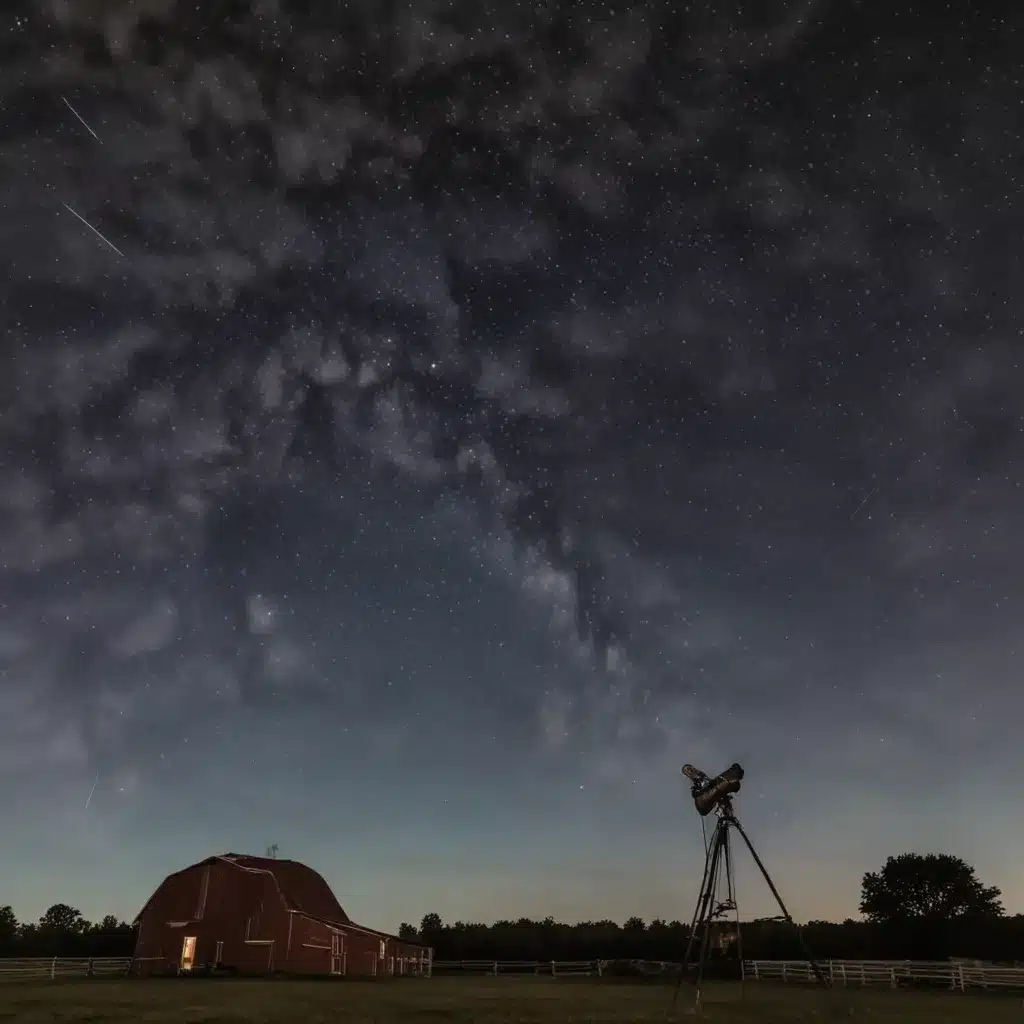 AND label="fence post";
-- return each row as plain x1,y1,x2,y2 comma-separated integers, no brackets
492,961,498,976
596,960,603,978
957,964,965,992
51,958,57,980
781,963,787,982
551,961,556,978
87,958,94,978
